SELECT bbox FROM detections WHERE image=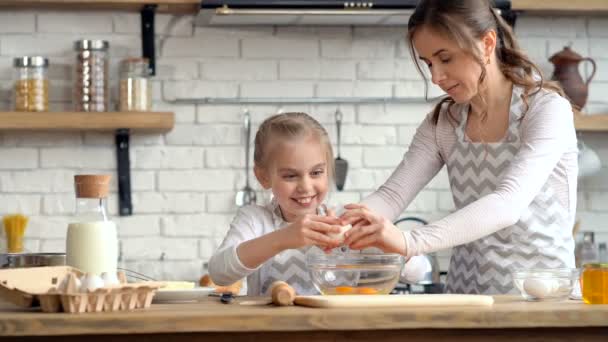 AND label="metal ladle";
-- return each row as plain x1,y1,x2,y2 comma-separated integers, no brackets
235,109,257,207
